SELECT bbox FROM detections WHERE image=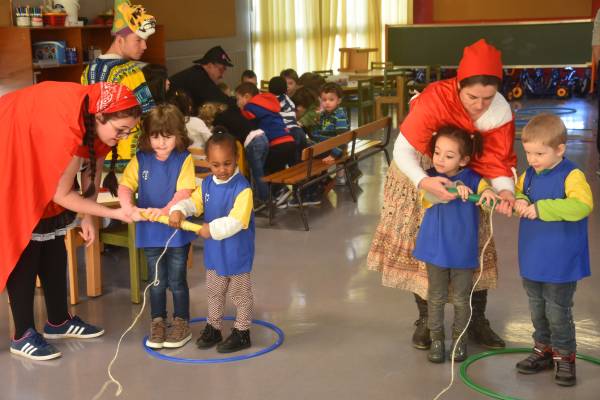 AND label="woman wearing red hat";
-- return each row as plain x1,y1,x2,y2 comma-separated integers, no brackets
368,39,516,350
0,81,141,360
